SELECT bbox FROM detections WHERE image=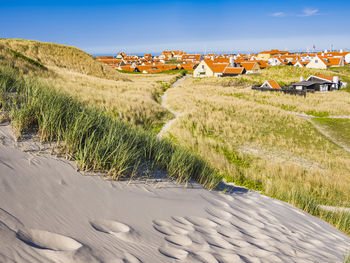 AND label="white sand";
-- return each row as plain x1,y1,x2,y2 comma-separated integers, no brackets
0,123,349,263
